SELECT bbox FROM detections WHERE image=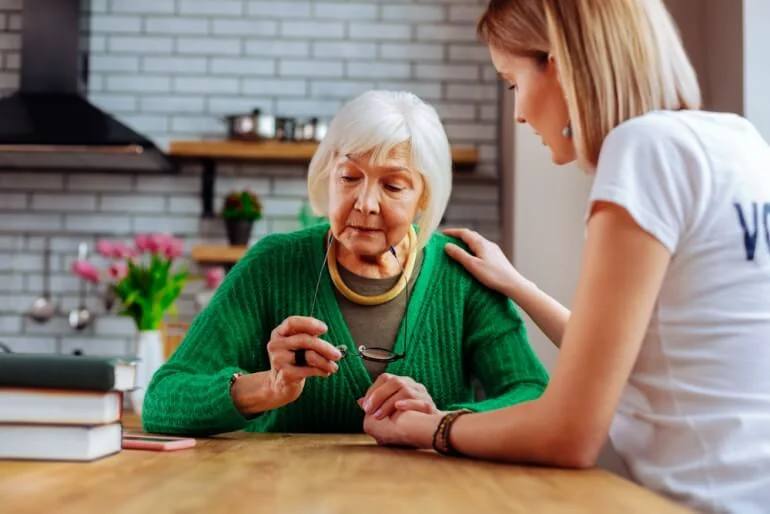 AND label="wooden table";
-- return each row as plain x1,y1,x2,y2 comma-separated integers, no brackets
0,413,691,514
